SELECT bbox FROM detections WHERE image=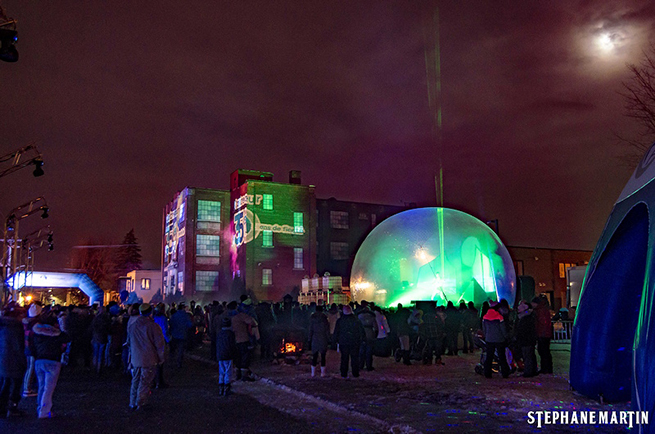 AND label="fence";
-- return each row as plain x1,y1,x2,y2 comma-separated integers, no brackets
552,320,573,343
